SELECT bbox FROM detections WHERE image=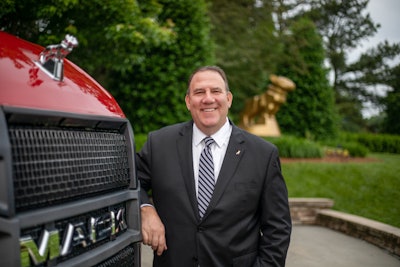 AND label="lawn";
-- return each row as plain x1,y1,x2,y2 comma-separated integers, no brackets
282,153,400,228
